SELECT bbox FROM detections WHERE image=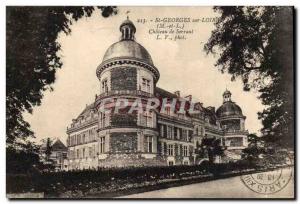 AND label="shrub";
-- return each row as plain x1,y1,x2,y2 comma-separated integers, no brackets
7,162,255,195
